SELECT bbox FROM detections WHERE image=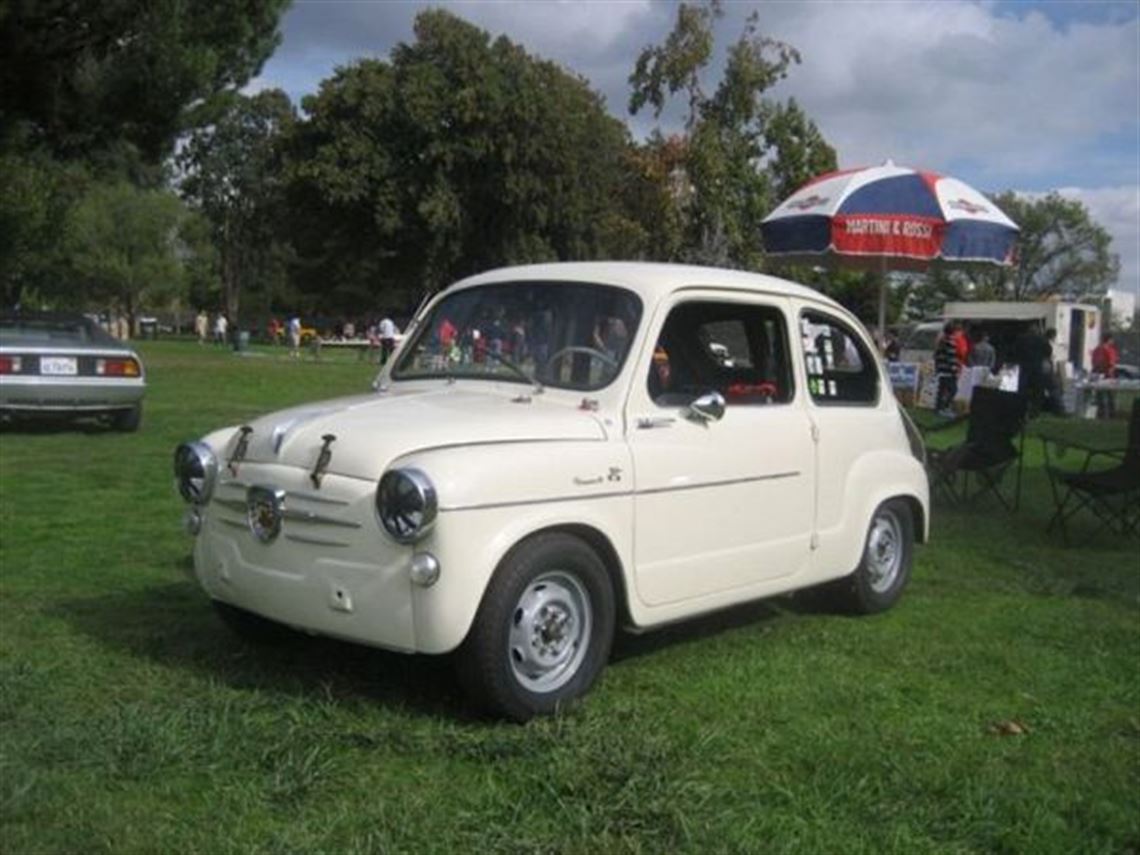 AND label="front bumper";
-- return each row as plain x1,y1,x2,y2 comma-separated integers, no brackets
191,463,418,652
